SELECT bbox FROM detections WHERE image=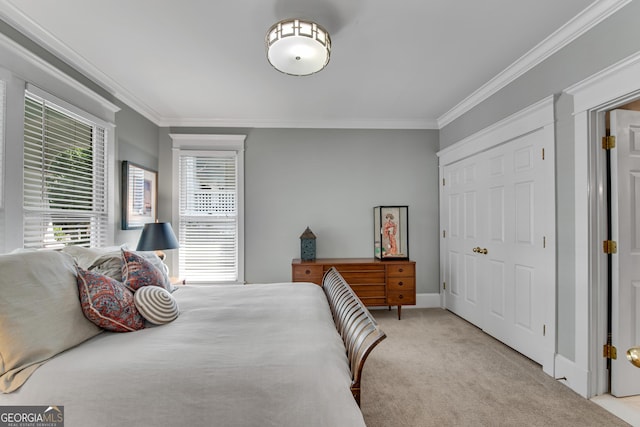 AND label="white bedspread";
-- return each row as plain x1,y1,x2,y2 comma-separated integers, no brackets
0,282,366,427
